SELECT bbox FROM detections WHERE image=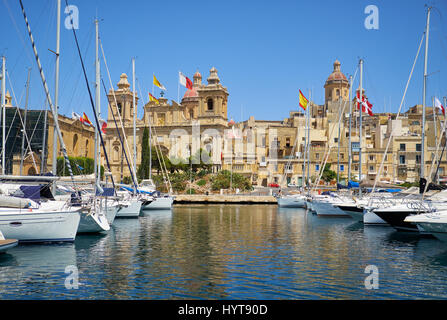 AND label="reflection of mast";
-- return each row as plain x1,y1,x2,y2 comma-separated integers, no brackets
1,56,5,175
